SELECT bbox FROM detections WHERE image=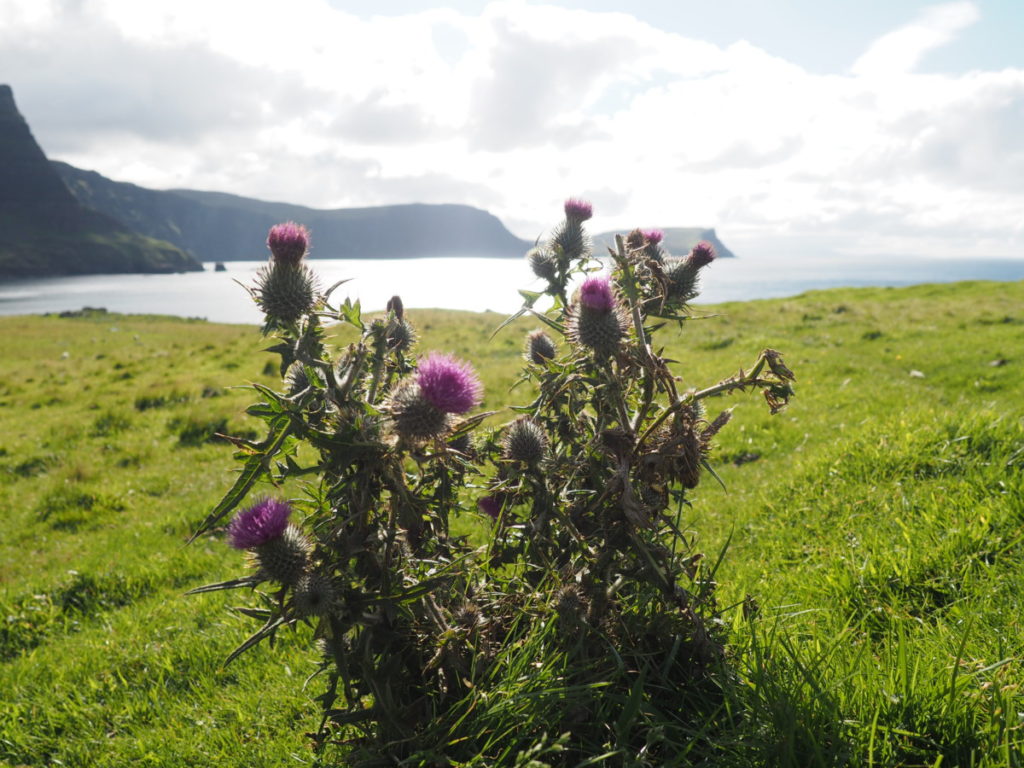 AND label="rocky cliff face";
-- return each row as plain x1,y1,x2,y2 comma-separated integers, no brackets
0,85,201,278
53,165,534,262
